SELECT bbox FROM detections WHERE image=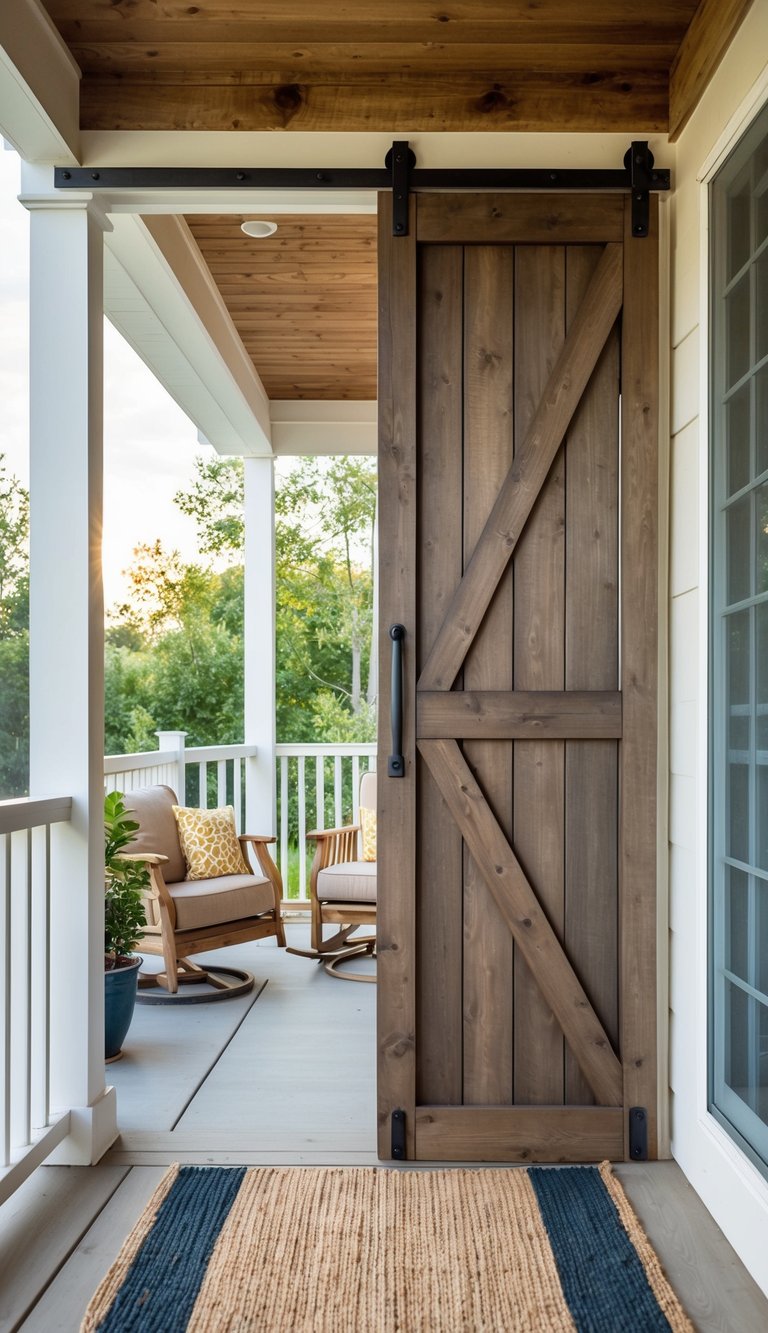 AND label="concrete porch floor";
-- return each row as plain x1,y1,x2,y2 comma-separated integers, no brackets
0,925,766,1331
